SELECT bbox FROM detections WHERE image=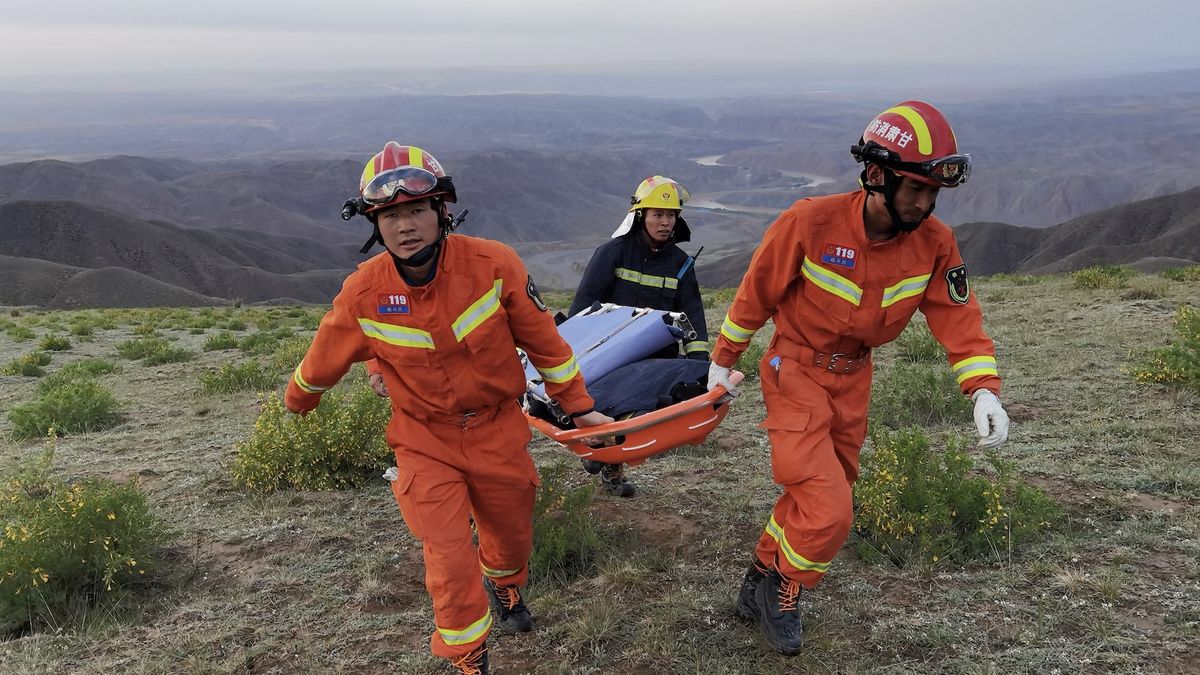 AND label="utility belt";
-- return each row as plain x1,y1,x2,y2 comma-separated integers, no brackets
773,339,872,375
409,401,509,429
